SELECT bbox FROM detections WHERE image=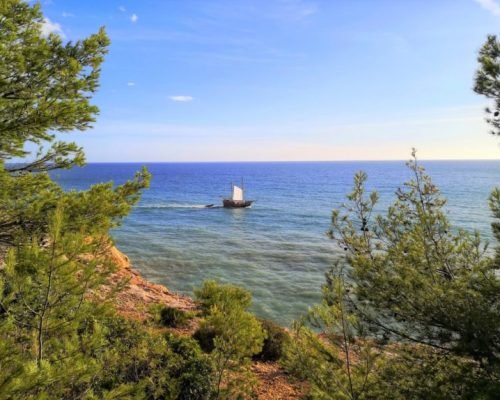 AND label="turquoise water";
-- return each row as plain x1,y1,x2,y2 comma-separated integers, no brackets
53,161,500,325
